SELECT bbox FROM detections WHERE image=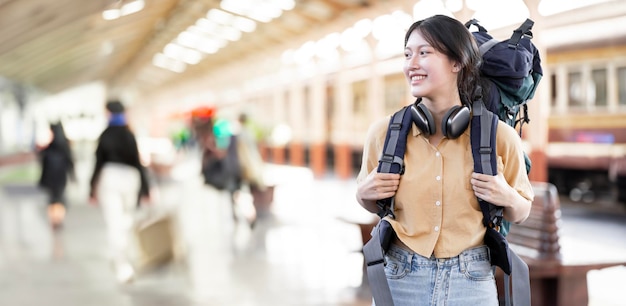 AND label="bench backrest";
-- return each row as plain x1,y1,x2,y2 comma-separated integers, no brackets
507,182,562,262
